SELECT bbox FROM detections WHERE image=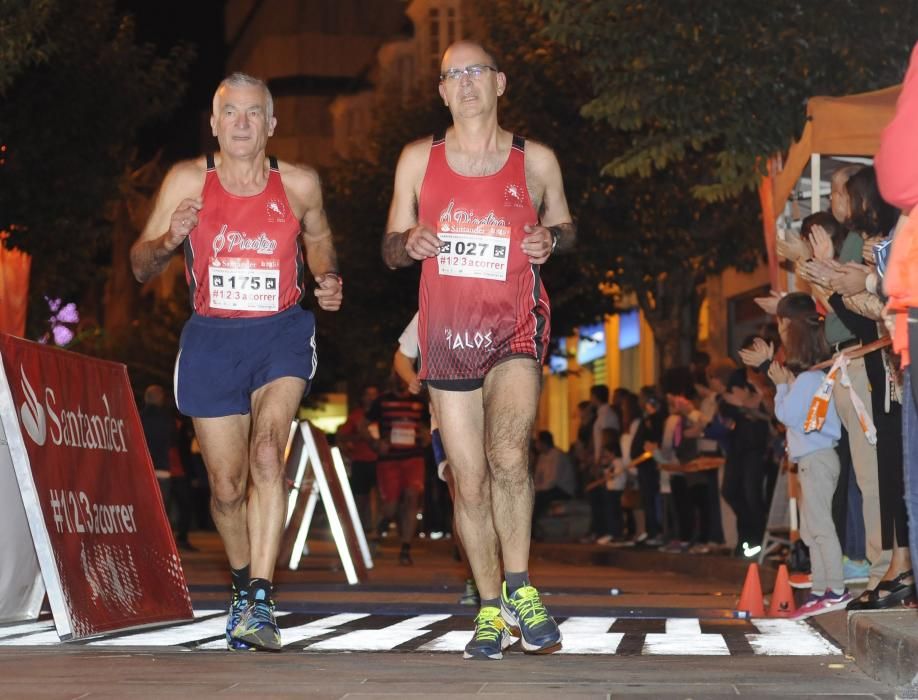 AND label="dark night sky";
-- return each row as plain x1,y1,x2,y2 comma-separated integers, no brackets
119,0,227,161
